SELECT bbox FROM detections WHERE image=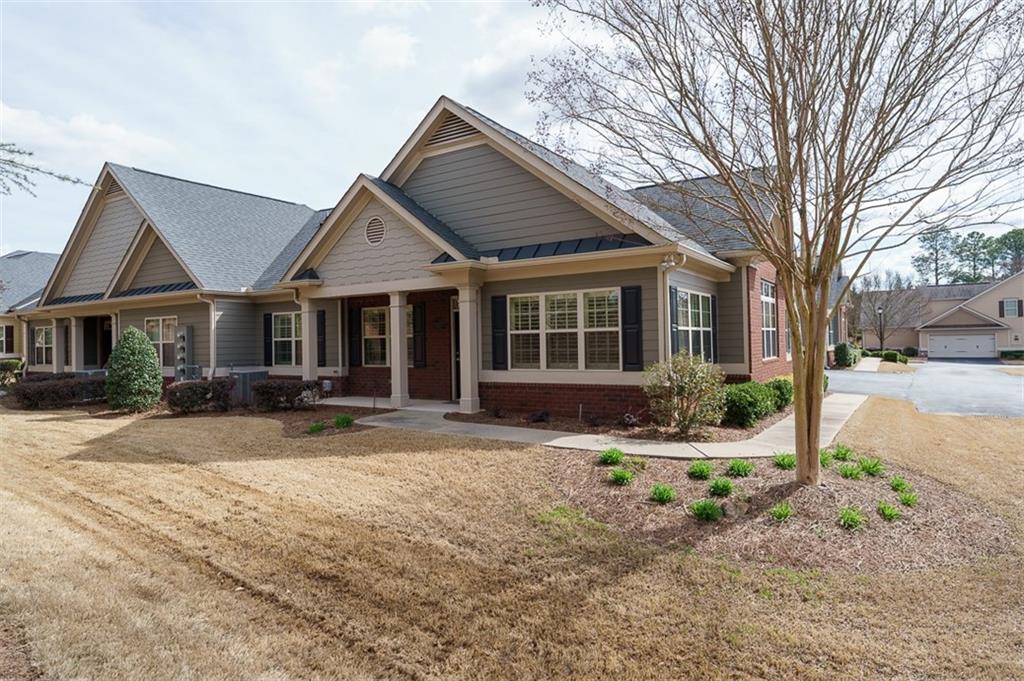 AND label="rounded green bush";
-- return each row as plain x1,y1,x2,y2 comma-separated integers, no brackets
689,499,724,521
726,459,754,477
687,460,713,480
106,326,163,413
765,377,794,410
708,477,734,497
649,483,677,504
608,467,635,485
598,448,625,465
724,382,775,427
